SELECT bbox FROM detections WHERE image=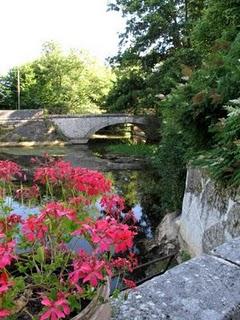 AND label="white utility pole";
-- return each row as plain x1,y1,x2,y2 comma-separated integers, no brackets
17,69,21,110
